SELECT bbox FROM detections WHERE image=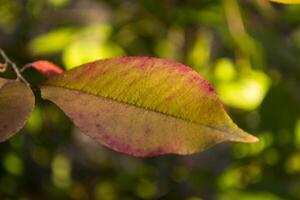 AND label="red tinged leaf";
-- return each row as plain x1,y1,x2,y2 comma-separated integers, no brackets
0,78,35,142
0,63,5,72
27,60,63,78
41,57,258,157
